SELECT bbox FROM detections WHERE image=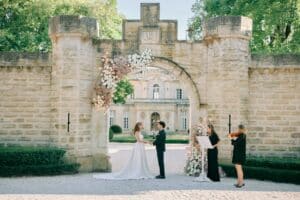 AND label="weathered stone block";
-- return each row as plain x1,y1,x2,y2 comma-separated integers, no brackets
291,133,300,138
49,15,99,39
